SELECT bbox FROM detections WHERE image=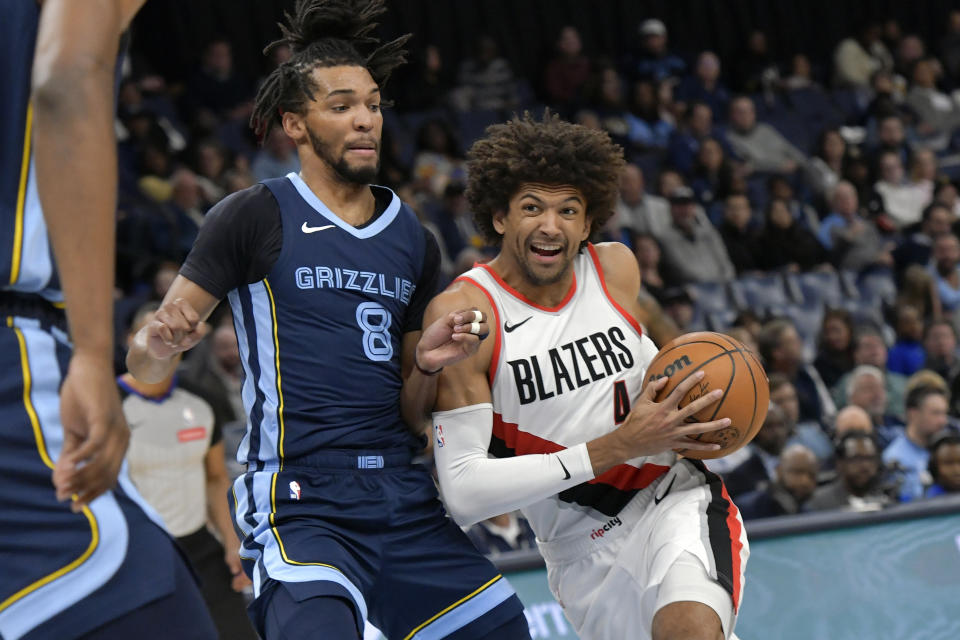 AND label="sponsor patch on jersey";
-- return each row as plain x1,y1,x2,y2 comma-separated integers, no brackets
177,427,207,442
